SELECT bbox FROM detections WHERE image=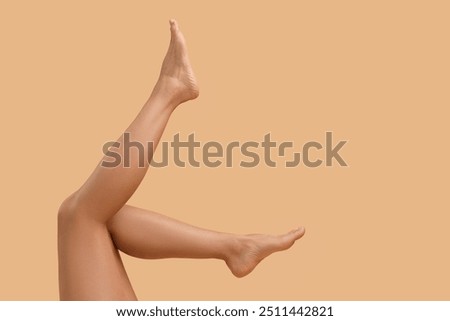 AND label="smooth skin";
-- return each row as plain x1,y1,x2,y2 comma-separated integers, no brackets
57,20,305,300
